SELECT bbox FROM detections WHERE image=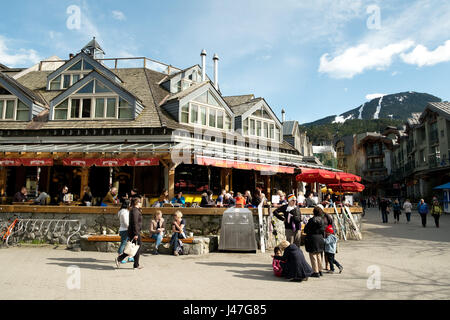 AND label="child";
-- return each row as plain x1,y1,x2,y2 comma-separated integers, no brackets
272,246,284,277
323,226,343,273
